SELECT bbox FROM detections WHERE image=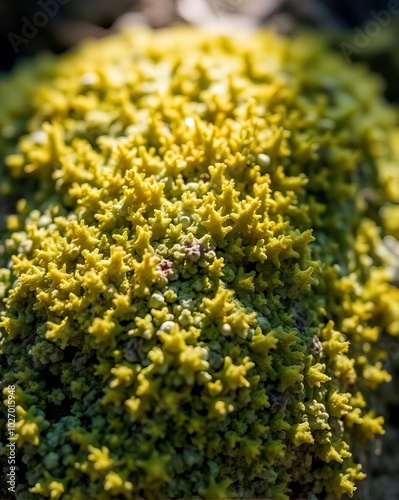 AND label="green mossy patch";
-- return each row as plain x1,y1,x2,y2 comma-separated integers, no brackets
0,27,398,499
